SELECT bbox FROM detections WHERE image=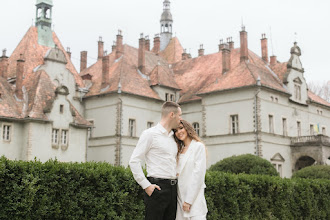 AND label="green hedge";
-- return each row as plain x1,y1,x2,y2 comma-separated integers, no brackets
292,165,330,180
209,154,279,176
0,156,144,220
1,156,330,219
